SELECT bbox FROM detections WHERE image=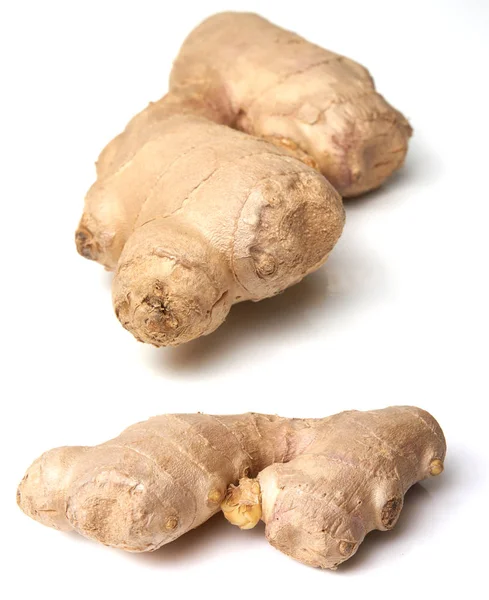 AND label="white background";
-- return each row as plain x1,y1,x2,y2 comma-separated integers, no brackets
1,0,488,597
